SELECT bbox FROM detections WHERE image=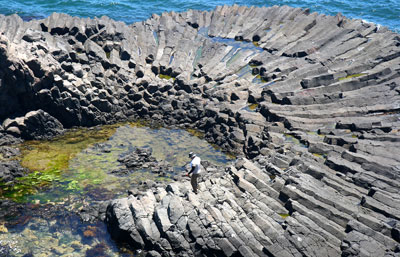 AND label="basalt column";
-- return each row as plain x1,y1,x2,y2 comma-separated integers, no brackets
0,5,399,257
